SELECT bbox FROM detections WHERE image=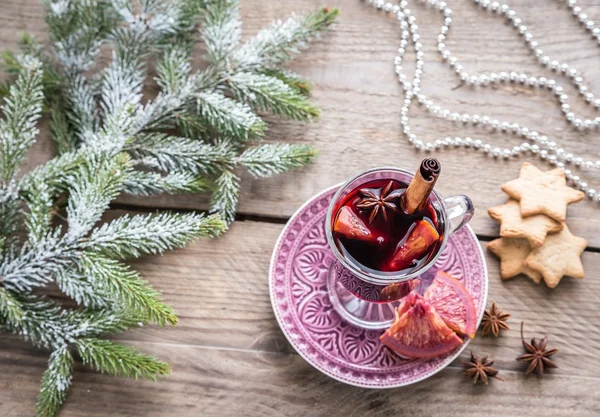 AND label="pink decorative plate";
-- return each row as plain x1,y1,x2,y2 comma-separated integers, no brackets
269,186,488,388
